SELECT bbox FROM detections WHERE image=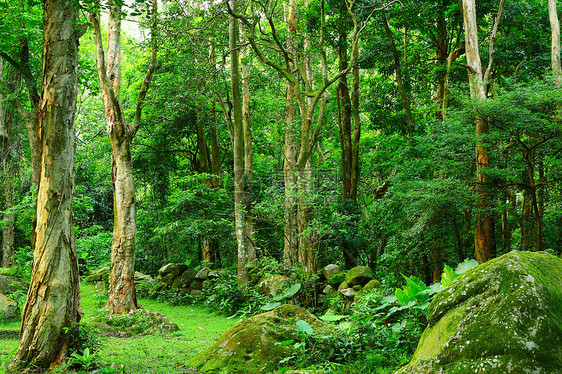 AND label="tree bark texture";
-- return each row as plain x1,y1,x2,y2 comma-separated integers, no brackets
10,0,81,369
462,0,494,263
549,0,562,85
90,9,141,314
230,0,249,286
